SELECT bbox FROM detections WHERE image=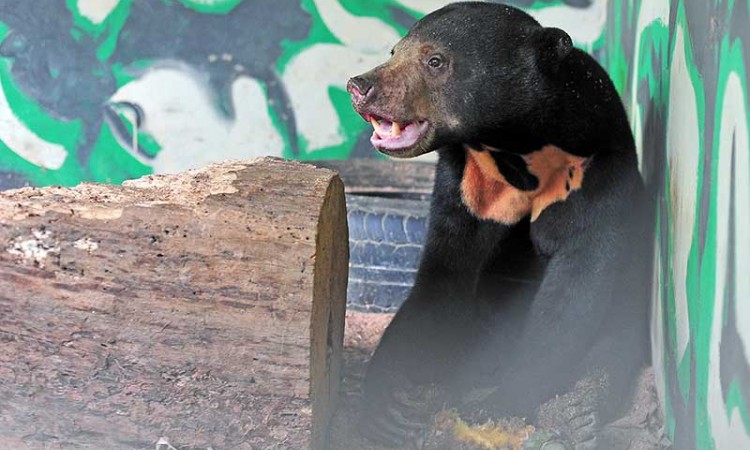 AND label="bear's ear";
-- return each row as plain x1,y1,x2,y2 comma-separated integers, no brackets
536,27,572,70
